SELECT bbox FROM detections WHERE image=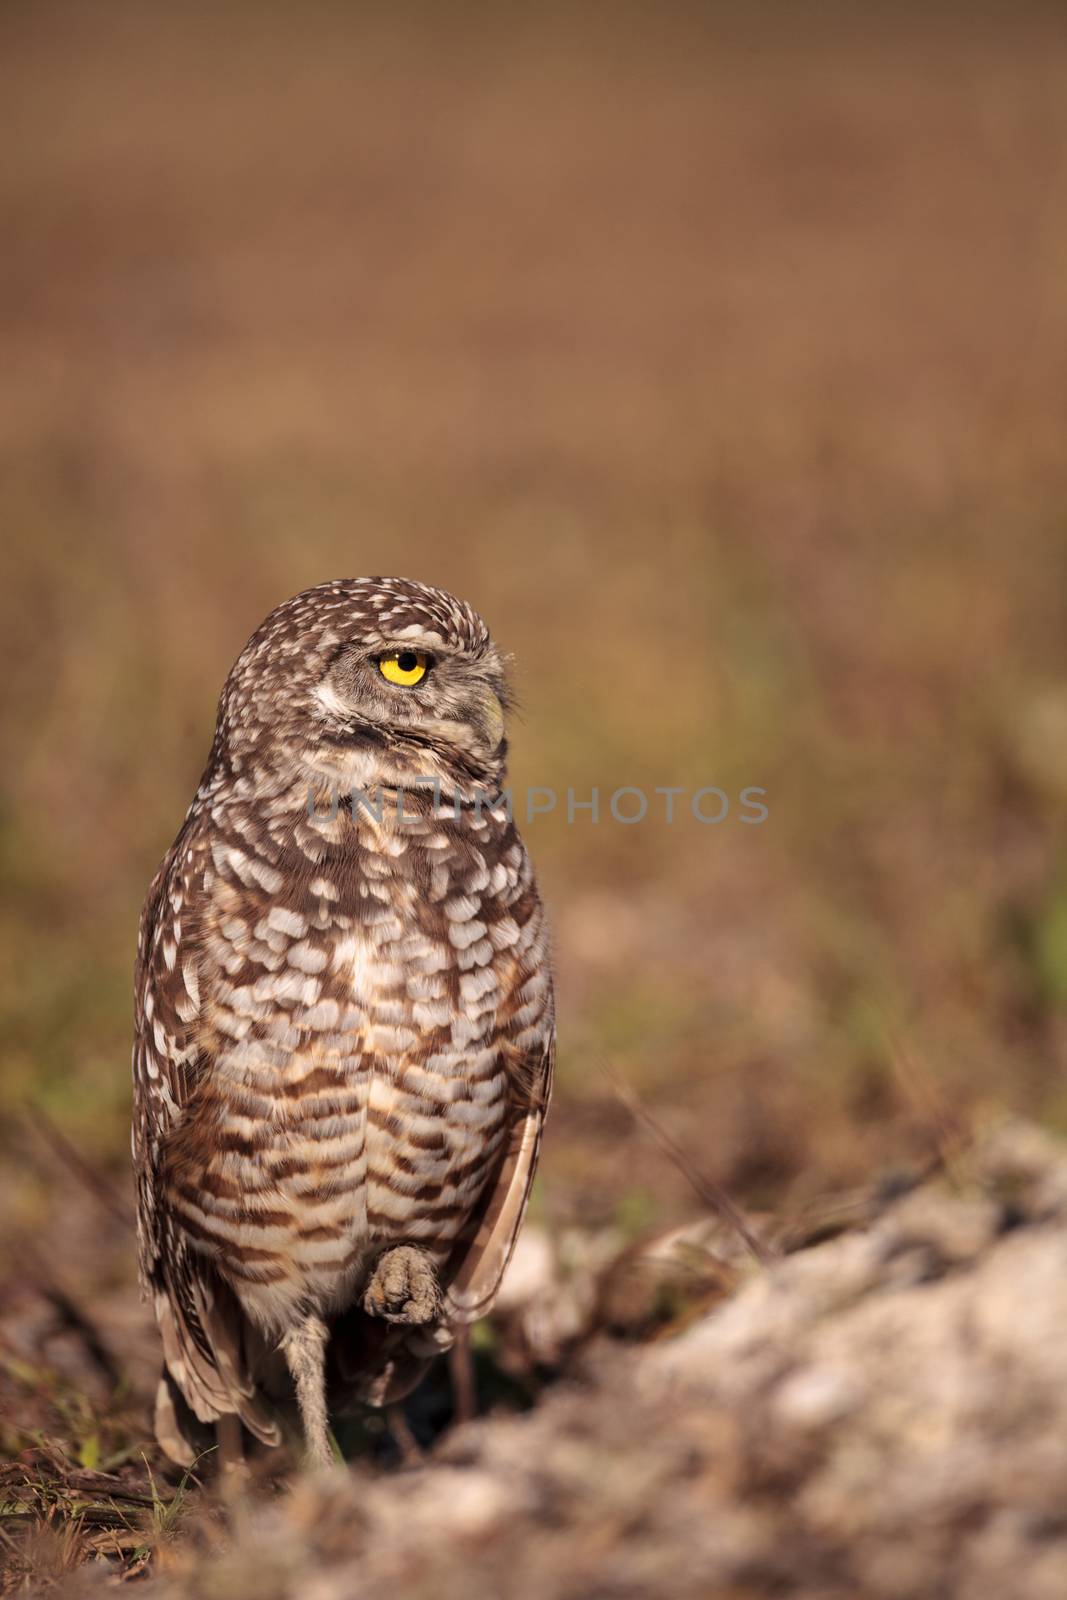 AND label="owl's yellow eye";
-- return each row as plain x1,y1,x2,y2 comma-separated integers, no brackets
378,649,431,687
